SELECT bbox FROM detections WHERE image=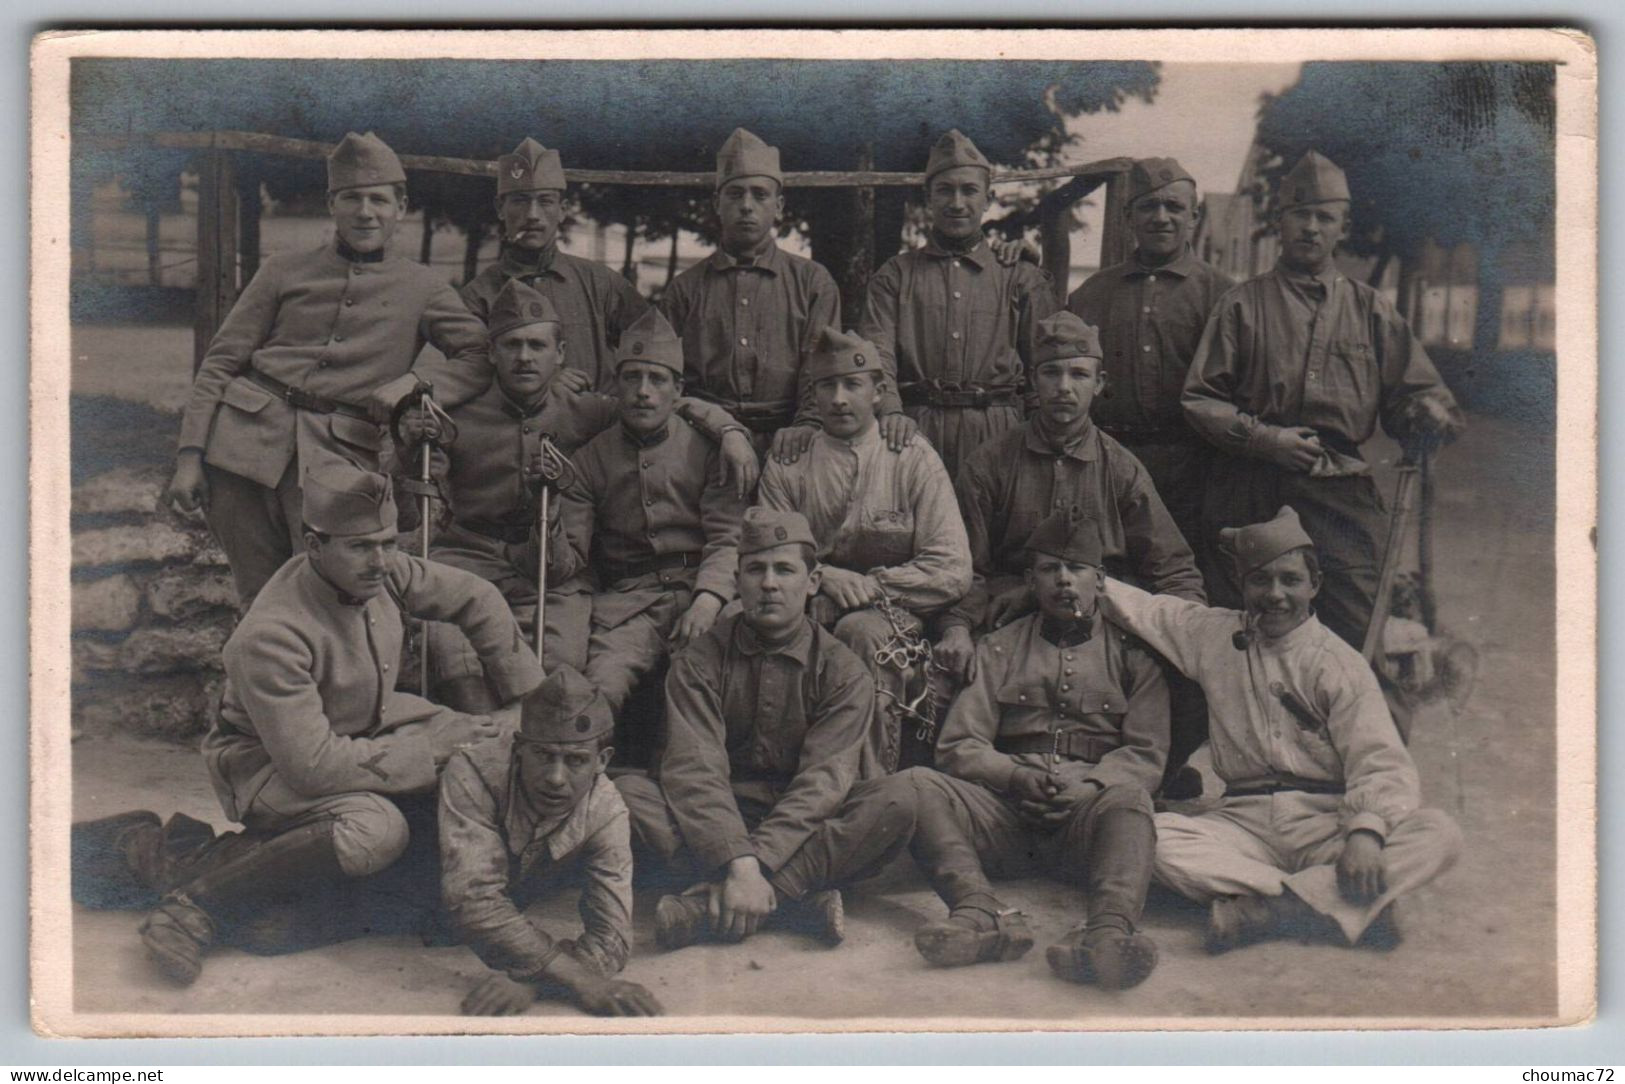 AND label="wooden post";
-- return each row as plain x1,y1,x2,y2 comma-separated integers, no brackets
192,150,240,374
846,143,877,324
1040,202,1073,305
236,167,262,284
145,203,162,287
1098,171,1133,273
